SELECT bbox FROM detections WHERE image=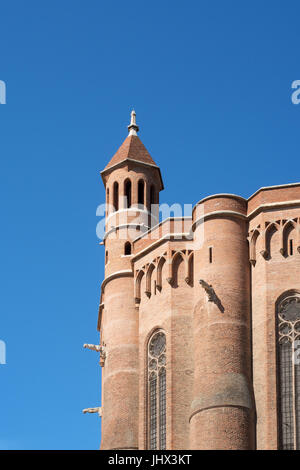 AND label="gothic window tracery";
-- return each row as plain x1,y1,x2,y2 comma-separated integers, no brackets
148,330,166,450
277,294,300,449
